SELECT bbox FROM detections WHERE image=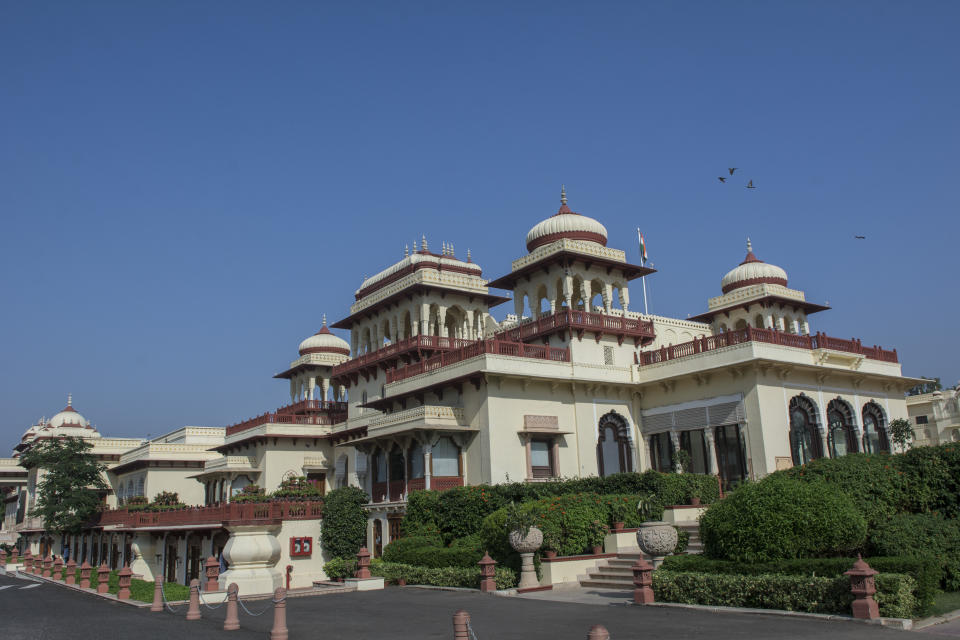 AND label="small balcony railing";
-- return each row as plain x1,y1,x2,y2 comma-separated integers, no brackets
95,500,323,529
386,339,569,384
225,411,347,437
275,399,348,415
369,476,464,503
332,335,476,380
495,309,656,345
